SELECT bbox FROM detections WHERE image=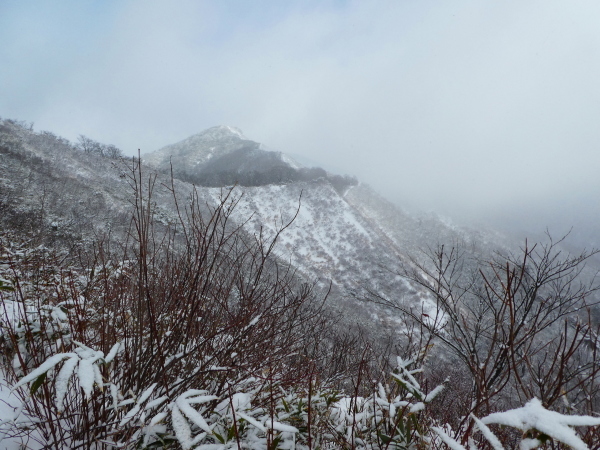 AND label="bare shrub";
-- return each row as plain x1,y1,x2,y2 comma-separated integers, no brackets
367,236,600,445
0,159,330,448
